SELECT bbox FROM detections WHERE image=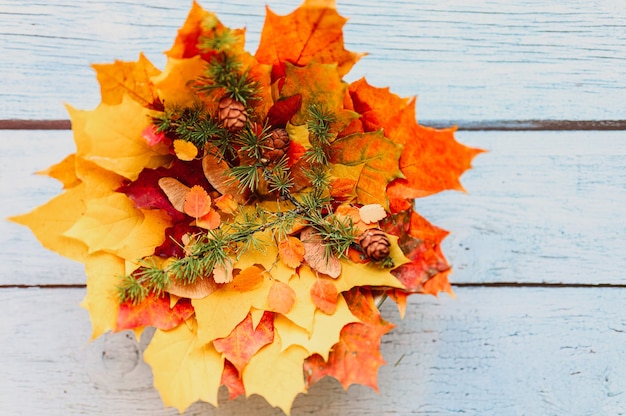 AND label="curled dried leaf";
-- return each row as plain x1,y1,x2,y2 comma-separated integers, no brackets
158,177,190,212
301,227,341,278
